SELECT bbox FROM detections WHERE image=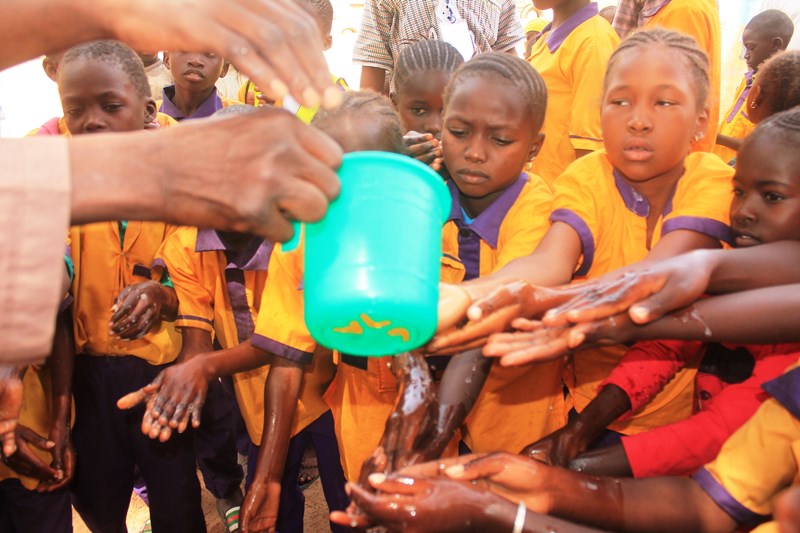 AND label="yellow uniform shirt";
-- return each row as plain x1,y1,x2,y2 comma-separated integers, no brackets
442,174,567,452
551,150,734,434
528,3,619,187
246,241,337,442
69,222,181,365
713,71,755,164
643,0,721,154
693,363,800,530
